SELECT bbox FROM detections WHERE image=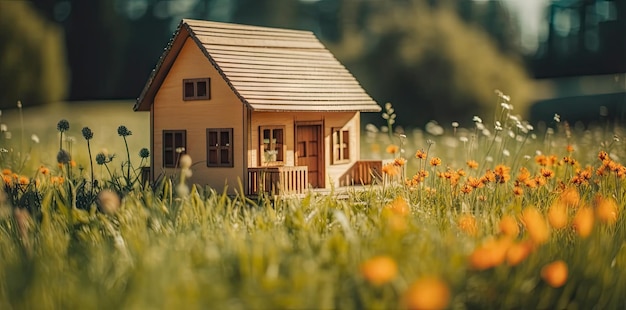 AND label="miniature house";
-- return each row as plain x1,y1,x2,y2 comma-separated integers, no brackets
135,19,381,195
